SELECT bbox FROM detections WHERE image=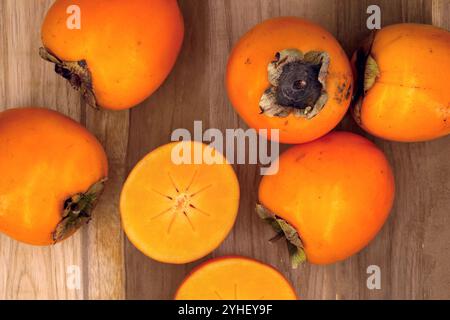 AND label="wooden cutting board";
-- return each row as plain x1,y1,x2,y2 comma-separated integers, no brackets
0,0,449,300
